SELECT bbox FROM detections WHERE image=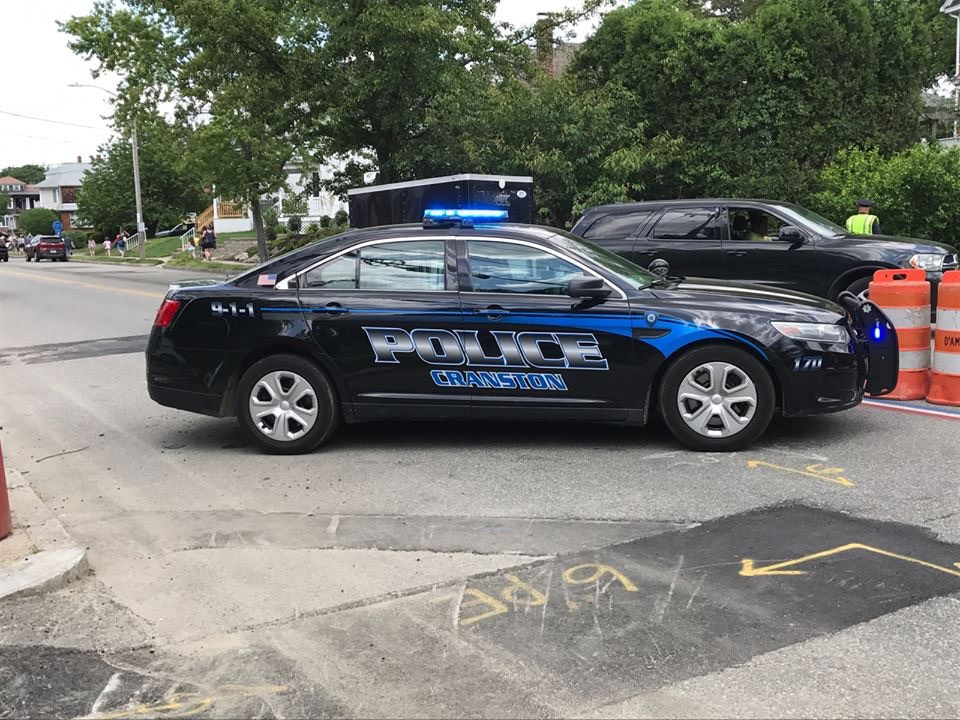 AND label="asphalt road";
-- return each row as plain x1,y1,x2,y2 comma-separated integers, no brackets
1,259,959,719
